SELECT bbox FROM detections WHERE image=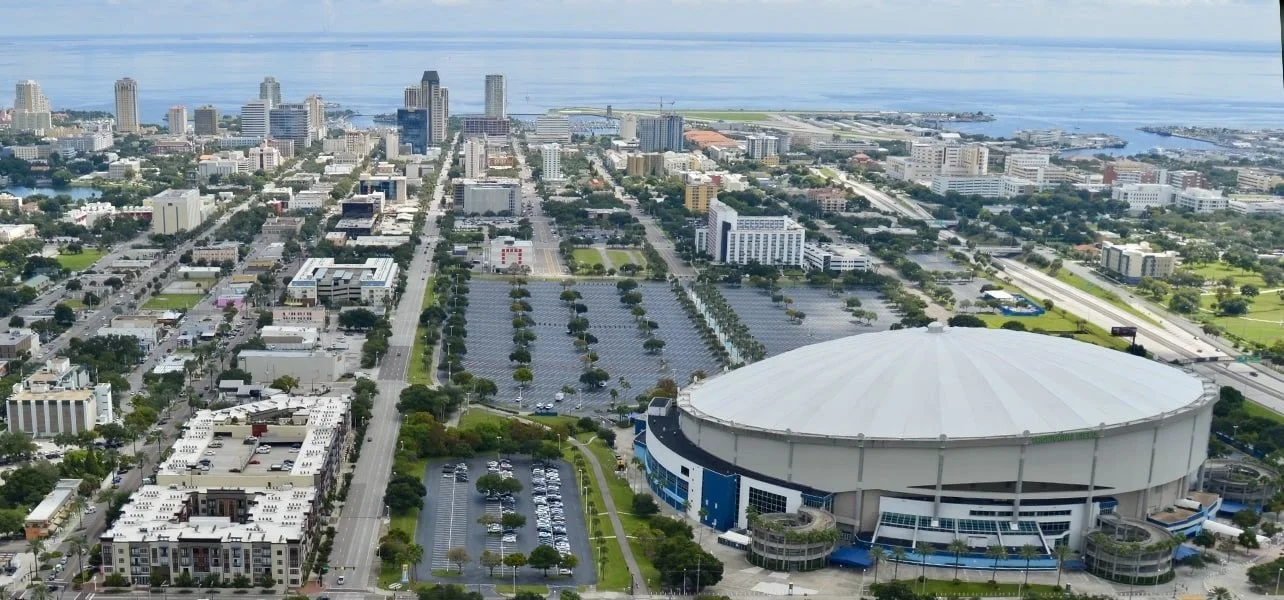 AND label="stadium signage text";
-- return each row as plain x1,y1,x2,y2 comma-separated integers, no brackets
1030,431,1096,445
